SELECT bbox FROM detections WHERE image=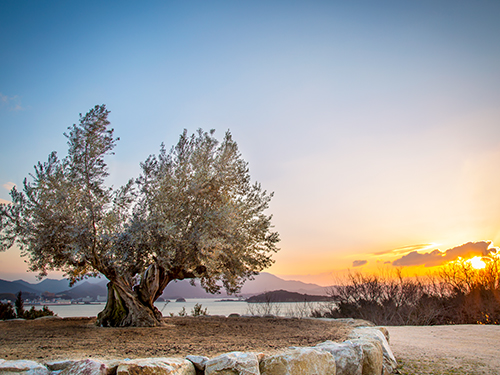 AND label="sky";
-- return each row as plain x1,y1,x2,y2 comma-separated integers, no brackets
1,1,500,285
